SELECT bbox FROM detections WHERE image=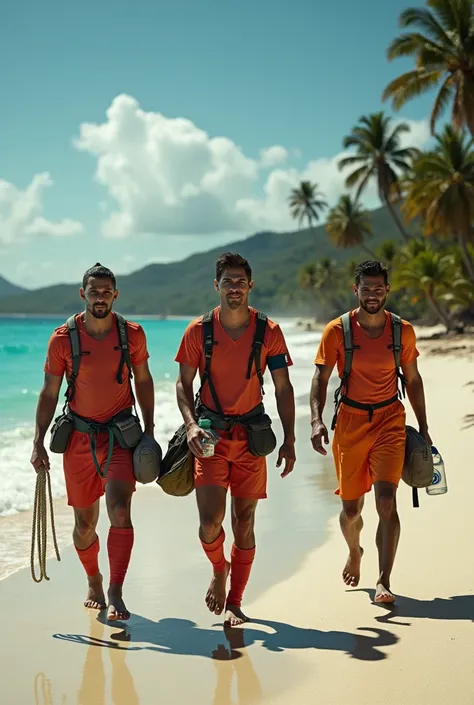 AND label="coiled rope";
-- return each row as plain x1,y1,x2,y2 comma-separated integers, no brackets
30,465,61,582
